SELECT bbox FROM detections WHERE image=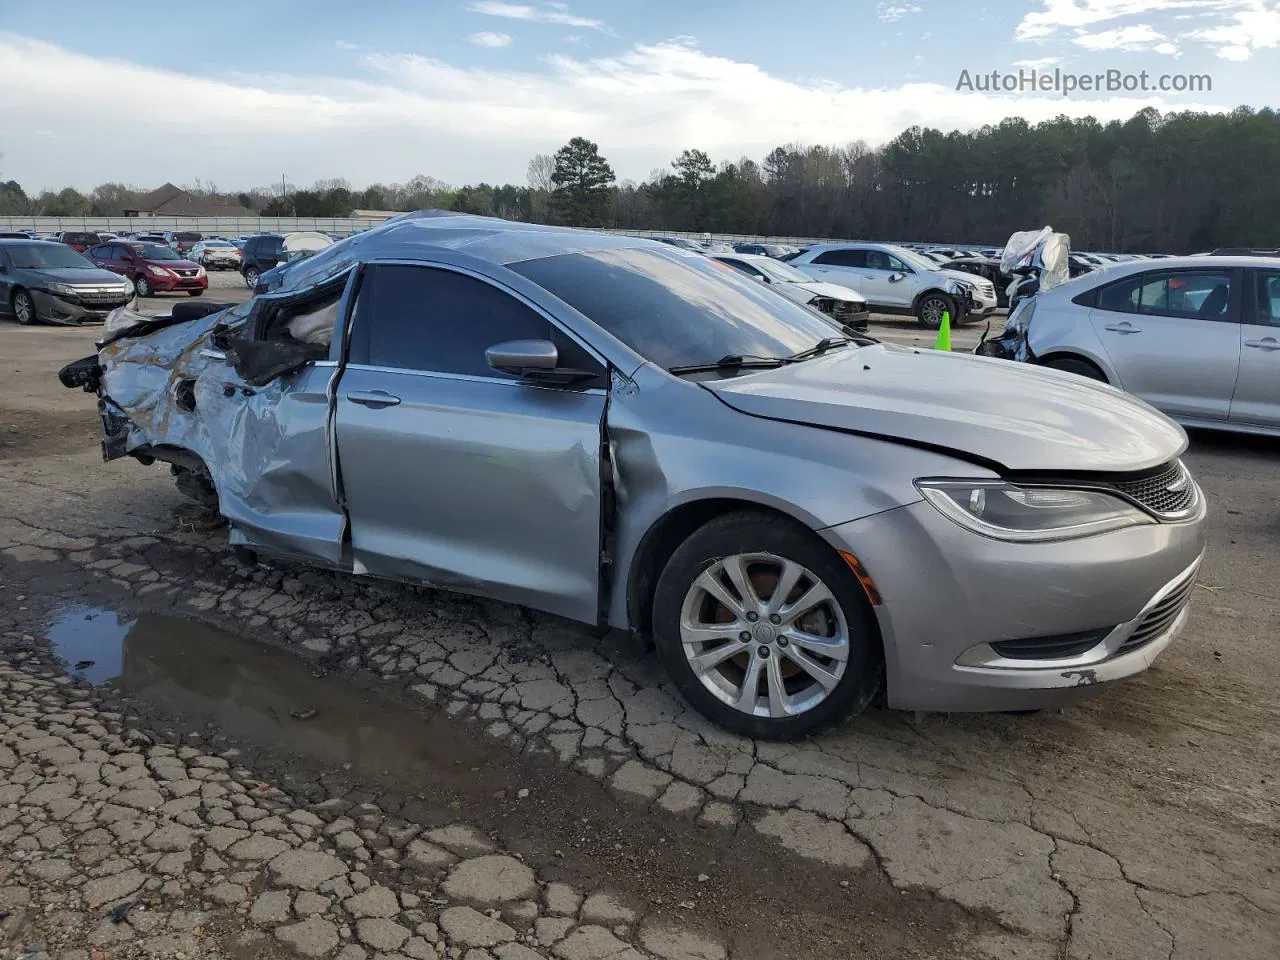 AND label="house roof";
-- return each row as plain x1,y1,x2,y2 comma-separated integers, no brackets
128,182,256,218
